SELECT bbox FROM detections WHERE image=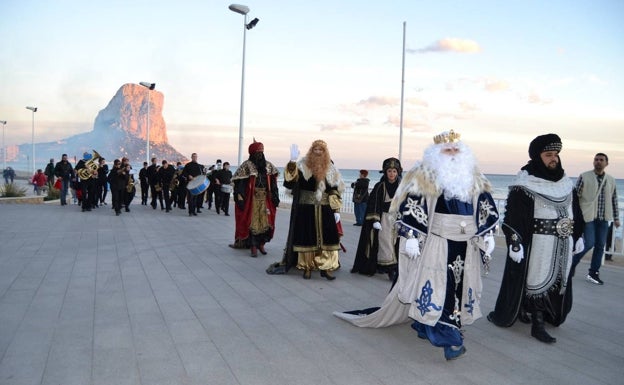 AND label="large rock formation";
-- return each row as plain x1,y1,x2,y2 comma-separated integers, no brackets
94,83,168,144
12,83,186,170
